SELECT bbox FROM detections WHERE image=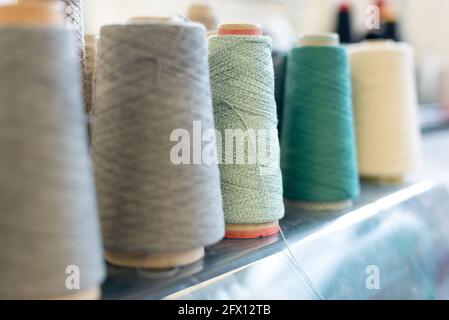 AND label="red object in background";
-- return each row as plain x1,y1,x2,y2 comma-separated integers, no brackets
339,1,350,12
